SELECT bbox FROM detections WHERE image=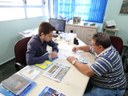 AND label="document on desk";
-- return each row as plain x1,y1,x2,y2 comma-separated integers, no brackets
19,66,40,80
43,63,70,82
39,86,66,96
58,49,83,59
58,44,73,52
